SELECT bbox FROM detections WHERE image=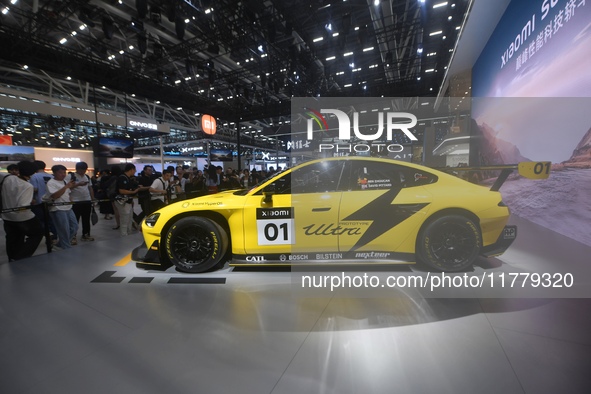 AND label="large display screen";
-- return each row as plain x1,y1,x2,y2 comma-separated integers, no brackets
471,0,591,248
0,146,35,171
210,149,233,161
95,137,134,158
